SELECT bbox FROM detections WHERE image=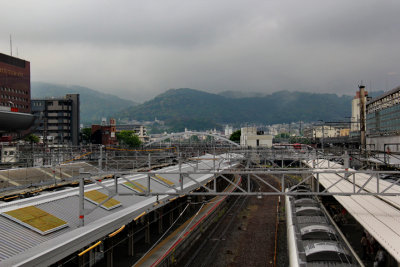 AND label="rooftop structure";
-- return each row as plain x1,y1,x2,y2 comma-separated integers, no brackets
0,154,238,266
